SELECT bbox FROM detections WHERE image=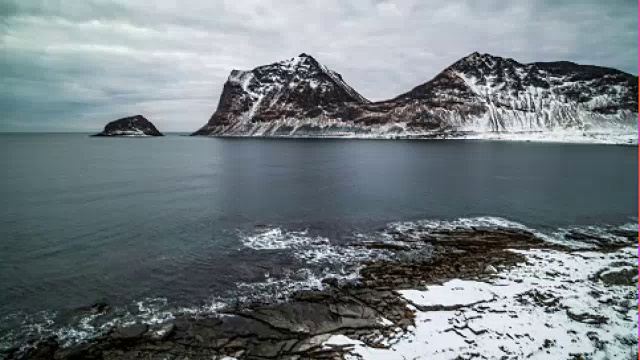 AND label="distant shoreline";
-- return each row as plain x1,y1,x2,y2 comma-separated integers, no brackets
1,131,635,146
192,132,638,146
